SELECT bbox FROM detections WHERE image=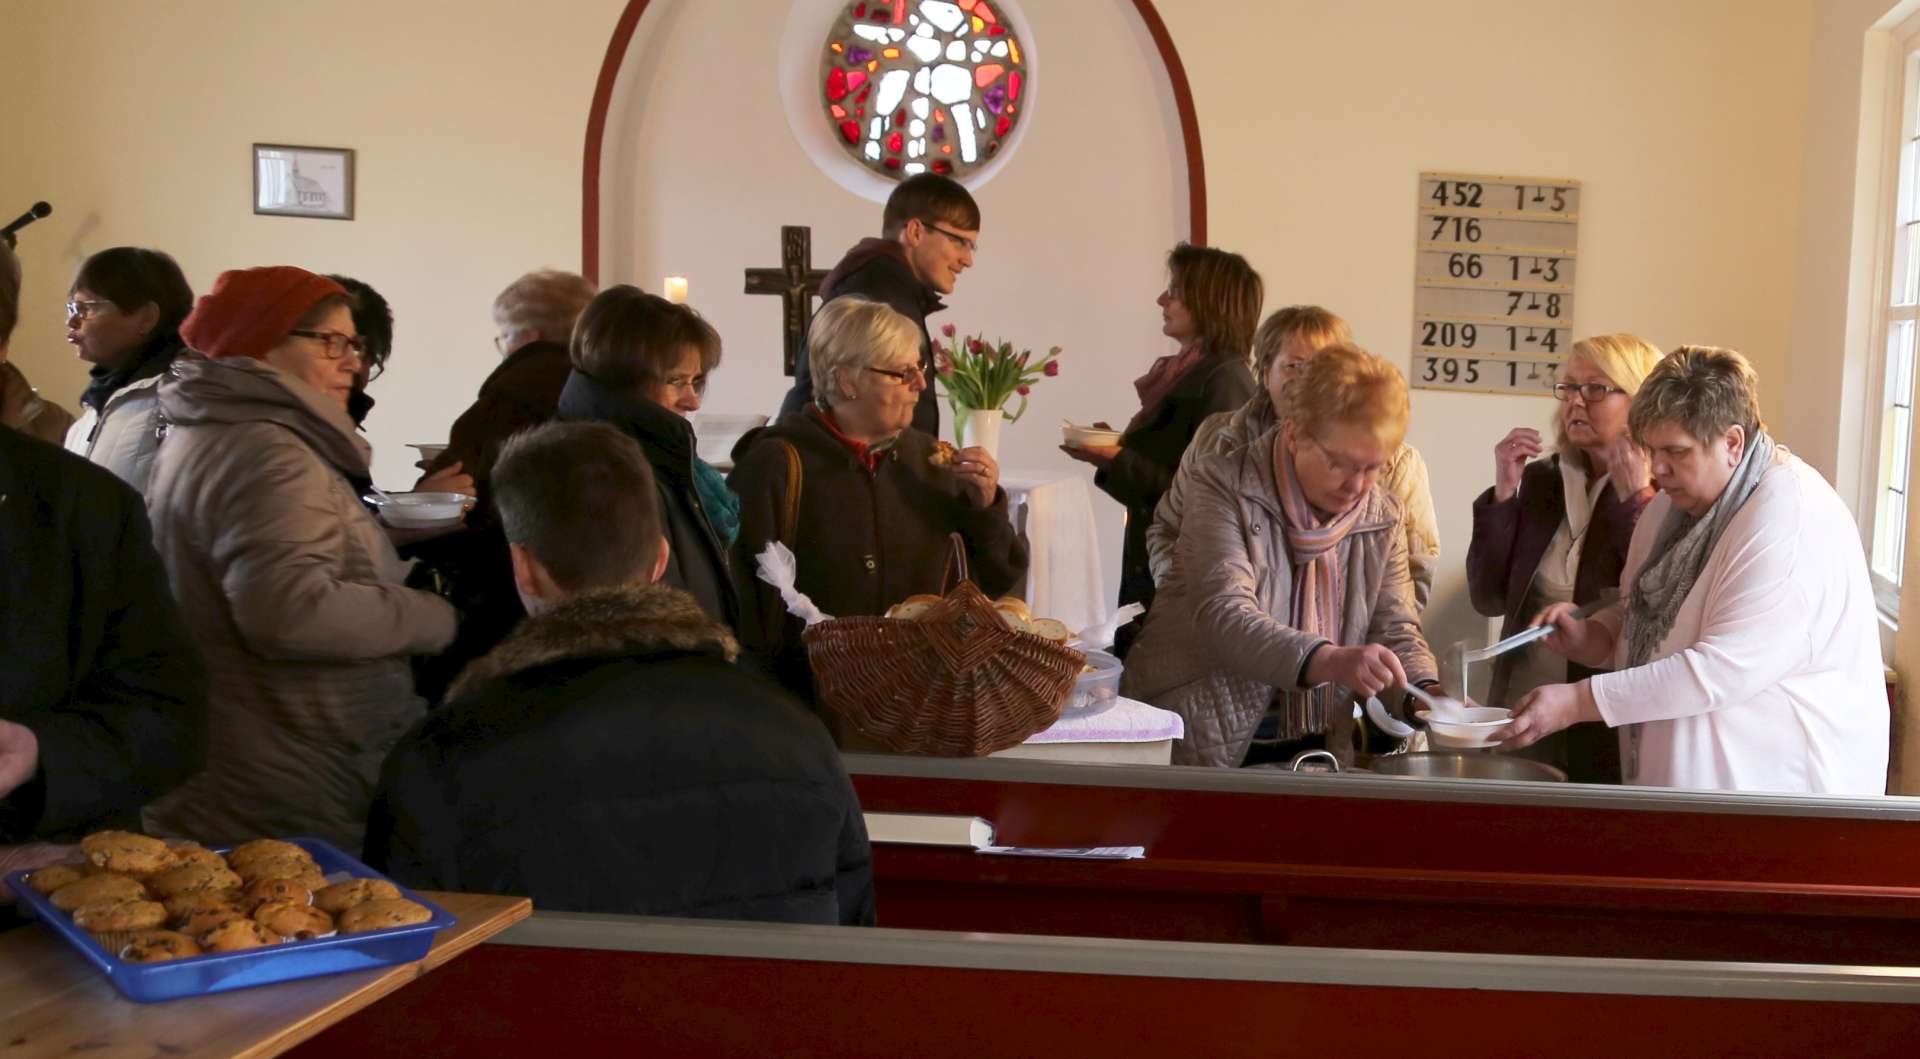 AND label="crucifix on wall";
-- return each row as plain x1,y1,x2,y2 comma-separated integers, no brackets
744,225,832,376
